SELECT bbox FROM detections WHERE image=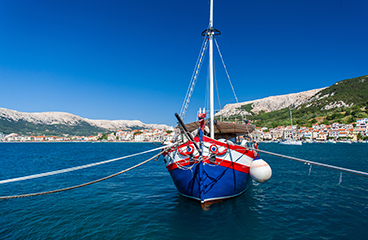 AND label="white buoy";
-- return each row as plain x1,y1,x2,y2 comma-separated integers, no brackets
249,158,272,183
